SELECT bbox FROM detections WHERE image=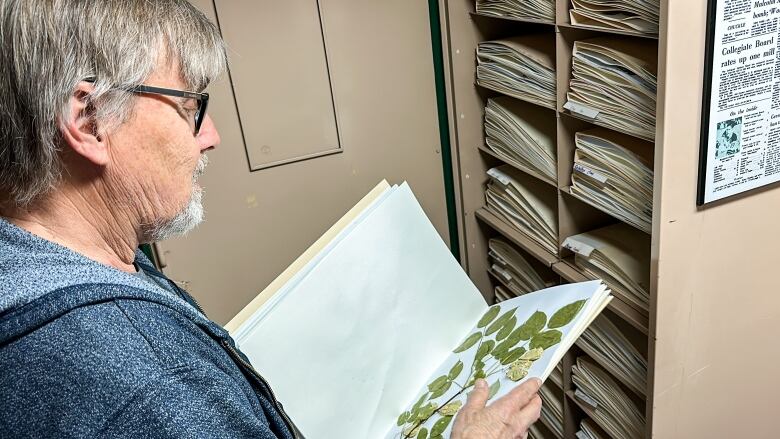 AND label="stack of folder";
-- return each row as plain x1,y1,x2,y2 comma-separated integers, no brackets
572,357,646,439
477,35,556,110
576,419,608,439
570,0,660,34
485,165,559,255
564,38,657,140
569,128,653,233
550,362,564,389
476,0,555,23
577,314,647,396
484,97,557,184
539,383,564,437
562,223,650,312
488,237,548,298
